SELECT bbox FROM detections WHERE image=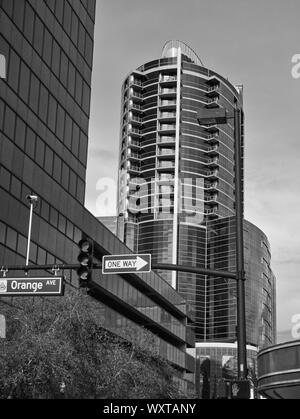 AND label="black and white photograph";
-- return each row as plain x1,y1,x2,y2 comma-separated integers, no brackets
0,0,300,404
